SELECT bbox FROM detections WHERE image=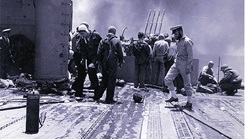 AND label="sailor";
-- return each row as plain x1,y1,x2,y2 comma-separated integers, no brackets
219,64,242,95
0,28,12,79
95,26,123,104
71,24,89,98
164,25,195,110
